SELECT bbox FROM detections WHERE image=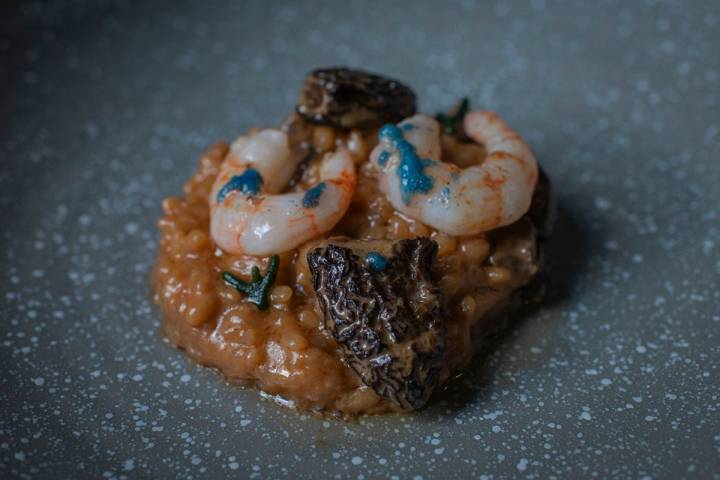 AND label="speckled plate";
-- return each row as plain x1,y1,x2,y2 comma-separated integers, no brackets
2,1,719,478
